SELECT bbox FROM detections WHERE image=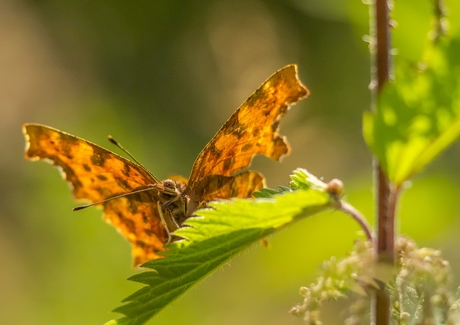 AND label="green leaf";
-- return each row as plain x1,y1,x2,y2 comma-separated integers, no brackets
252,185,291,198
363,36,460,185
289,168,329,191
105,169,334,325
253,168,328,199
